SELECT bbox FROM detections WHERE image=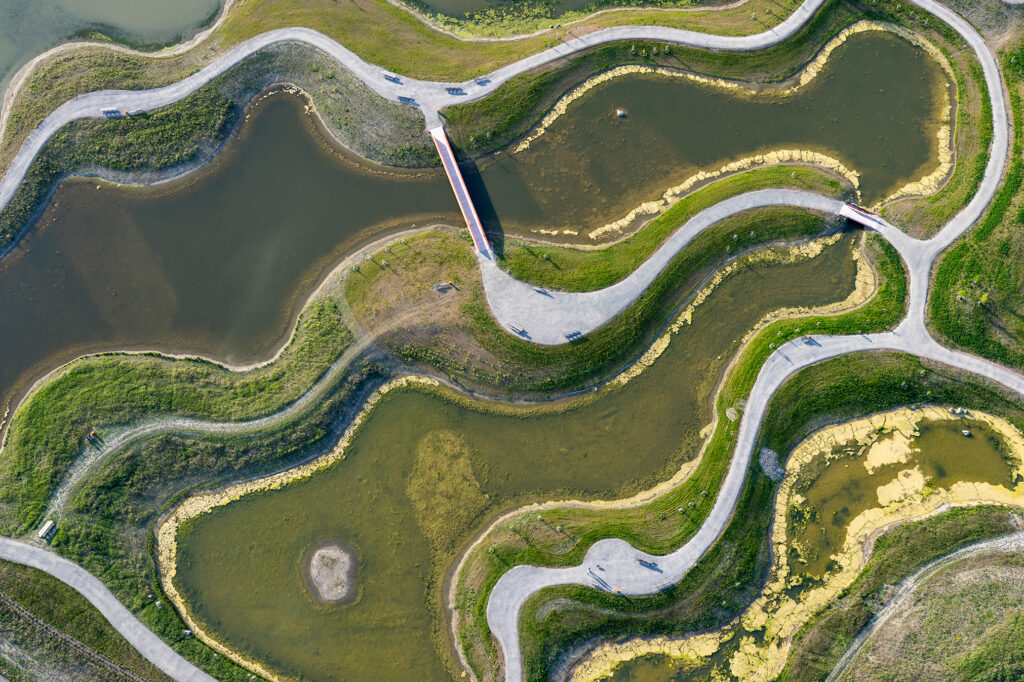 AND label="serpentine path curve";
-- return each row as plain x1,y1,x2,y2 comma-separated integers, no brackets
0,0,1017,681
